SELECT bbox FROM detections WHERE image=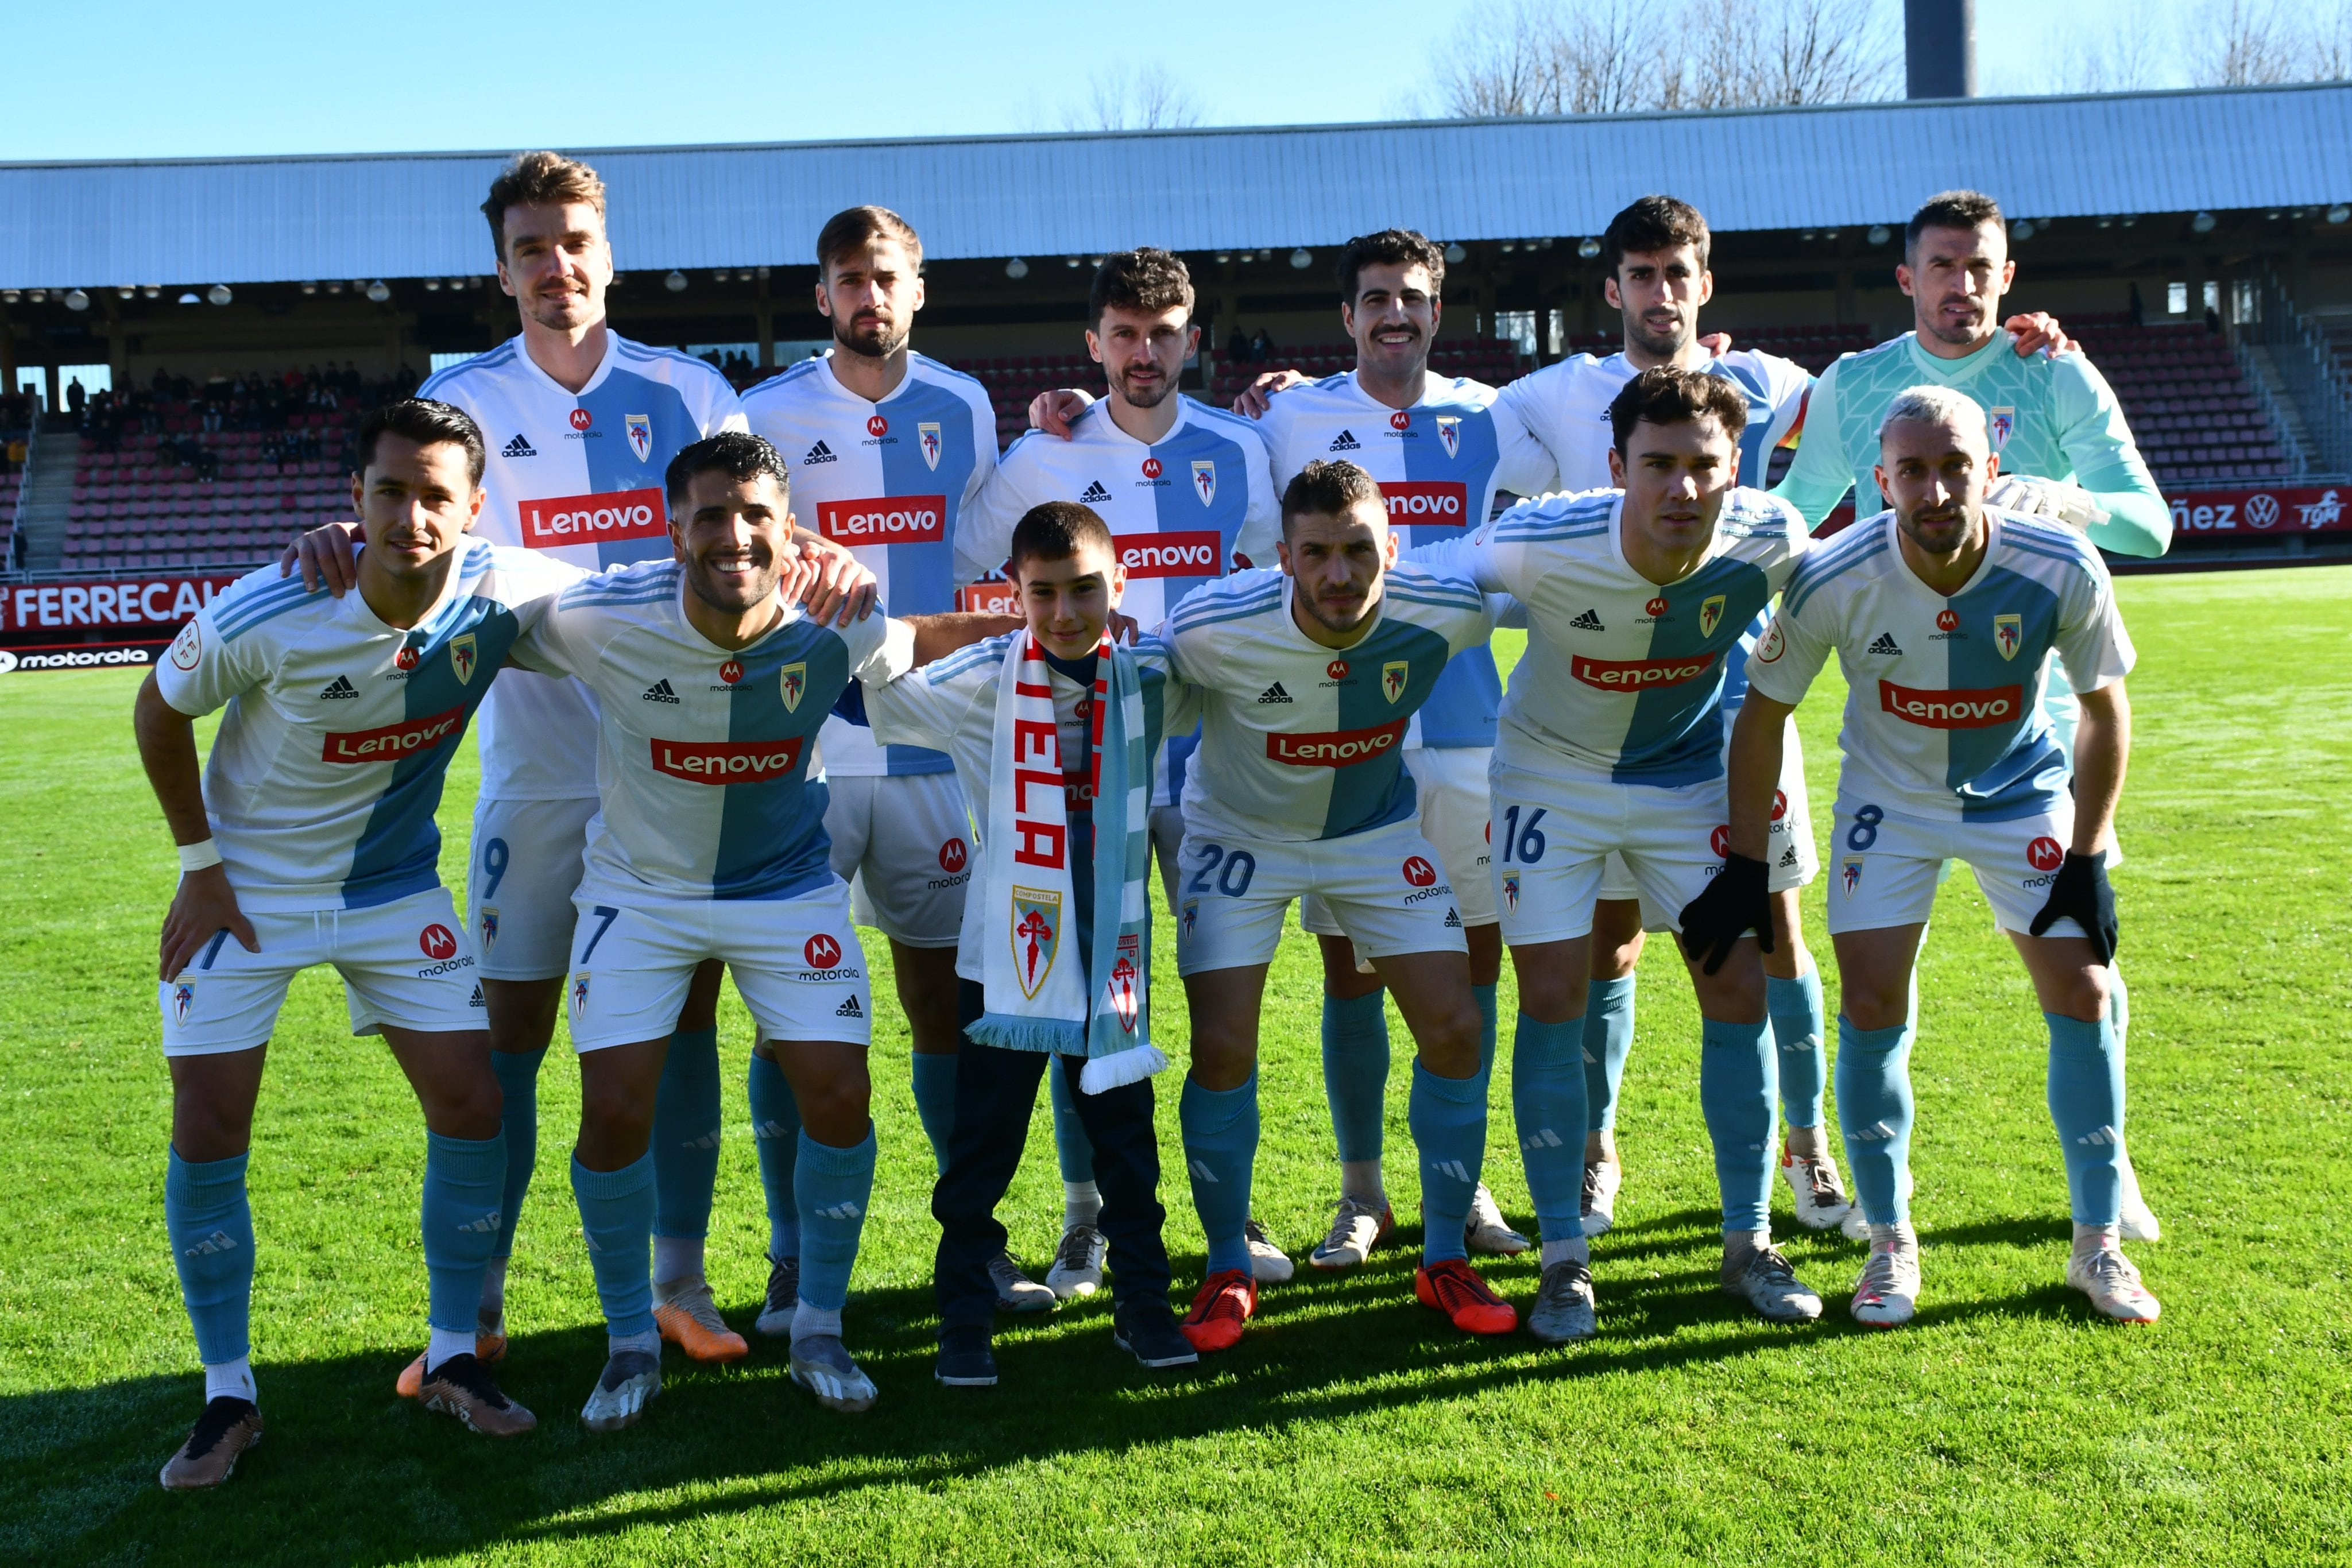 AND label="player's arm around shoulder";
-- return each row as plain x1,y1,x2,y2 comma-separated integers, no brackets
1162,565,1281,689
1767,355,1855,528
2047,352,2173,557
